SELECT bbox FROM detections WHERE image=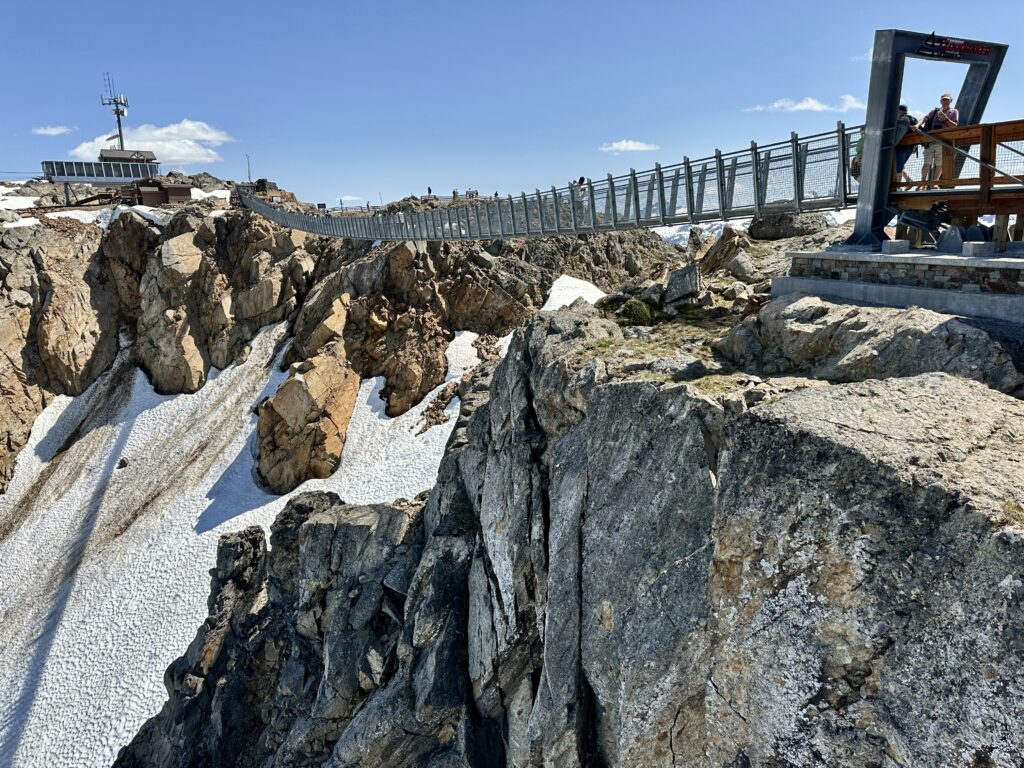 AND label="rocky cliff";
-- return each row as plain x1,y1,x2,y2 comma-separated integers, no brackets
0,207,677,494
116,302,1024,767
